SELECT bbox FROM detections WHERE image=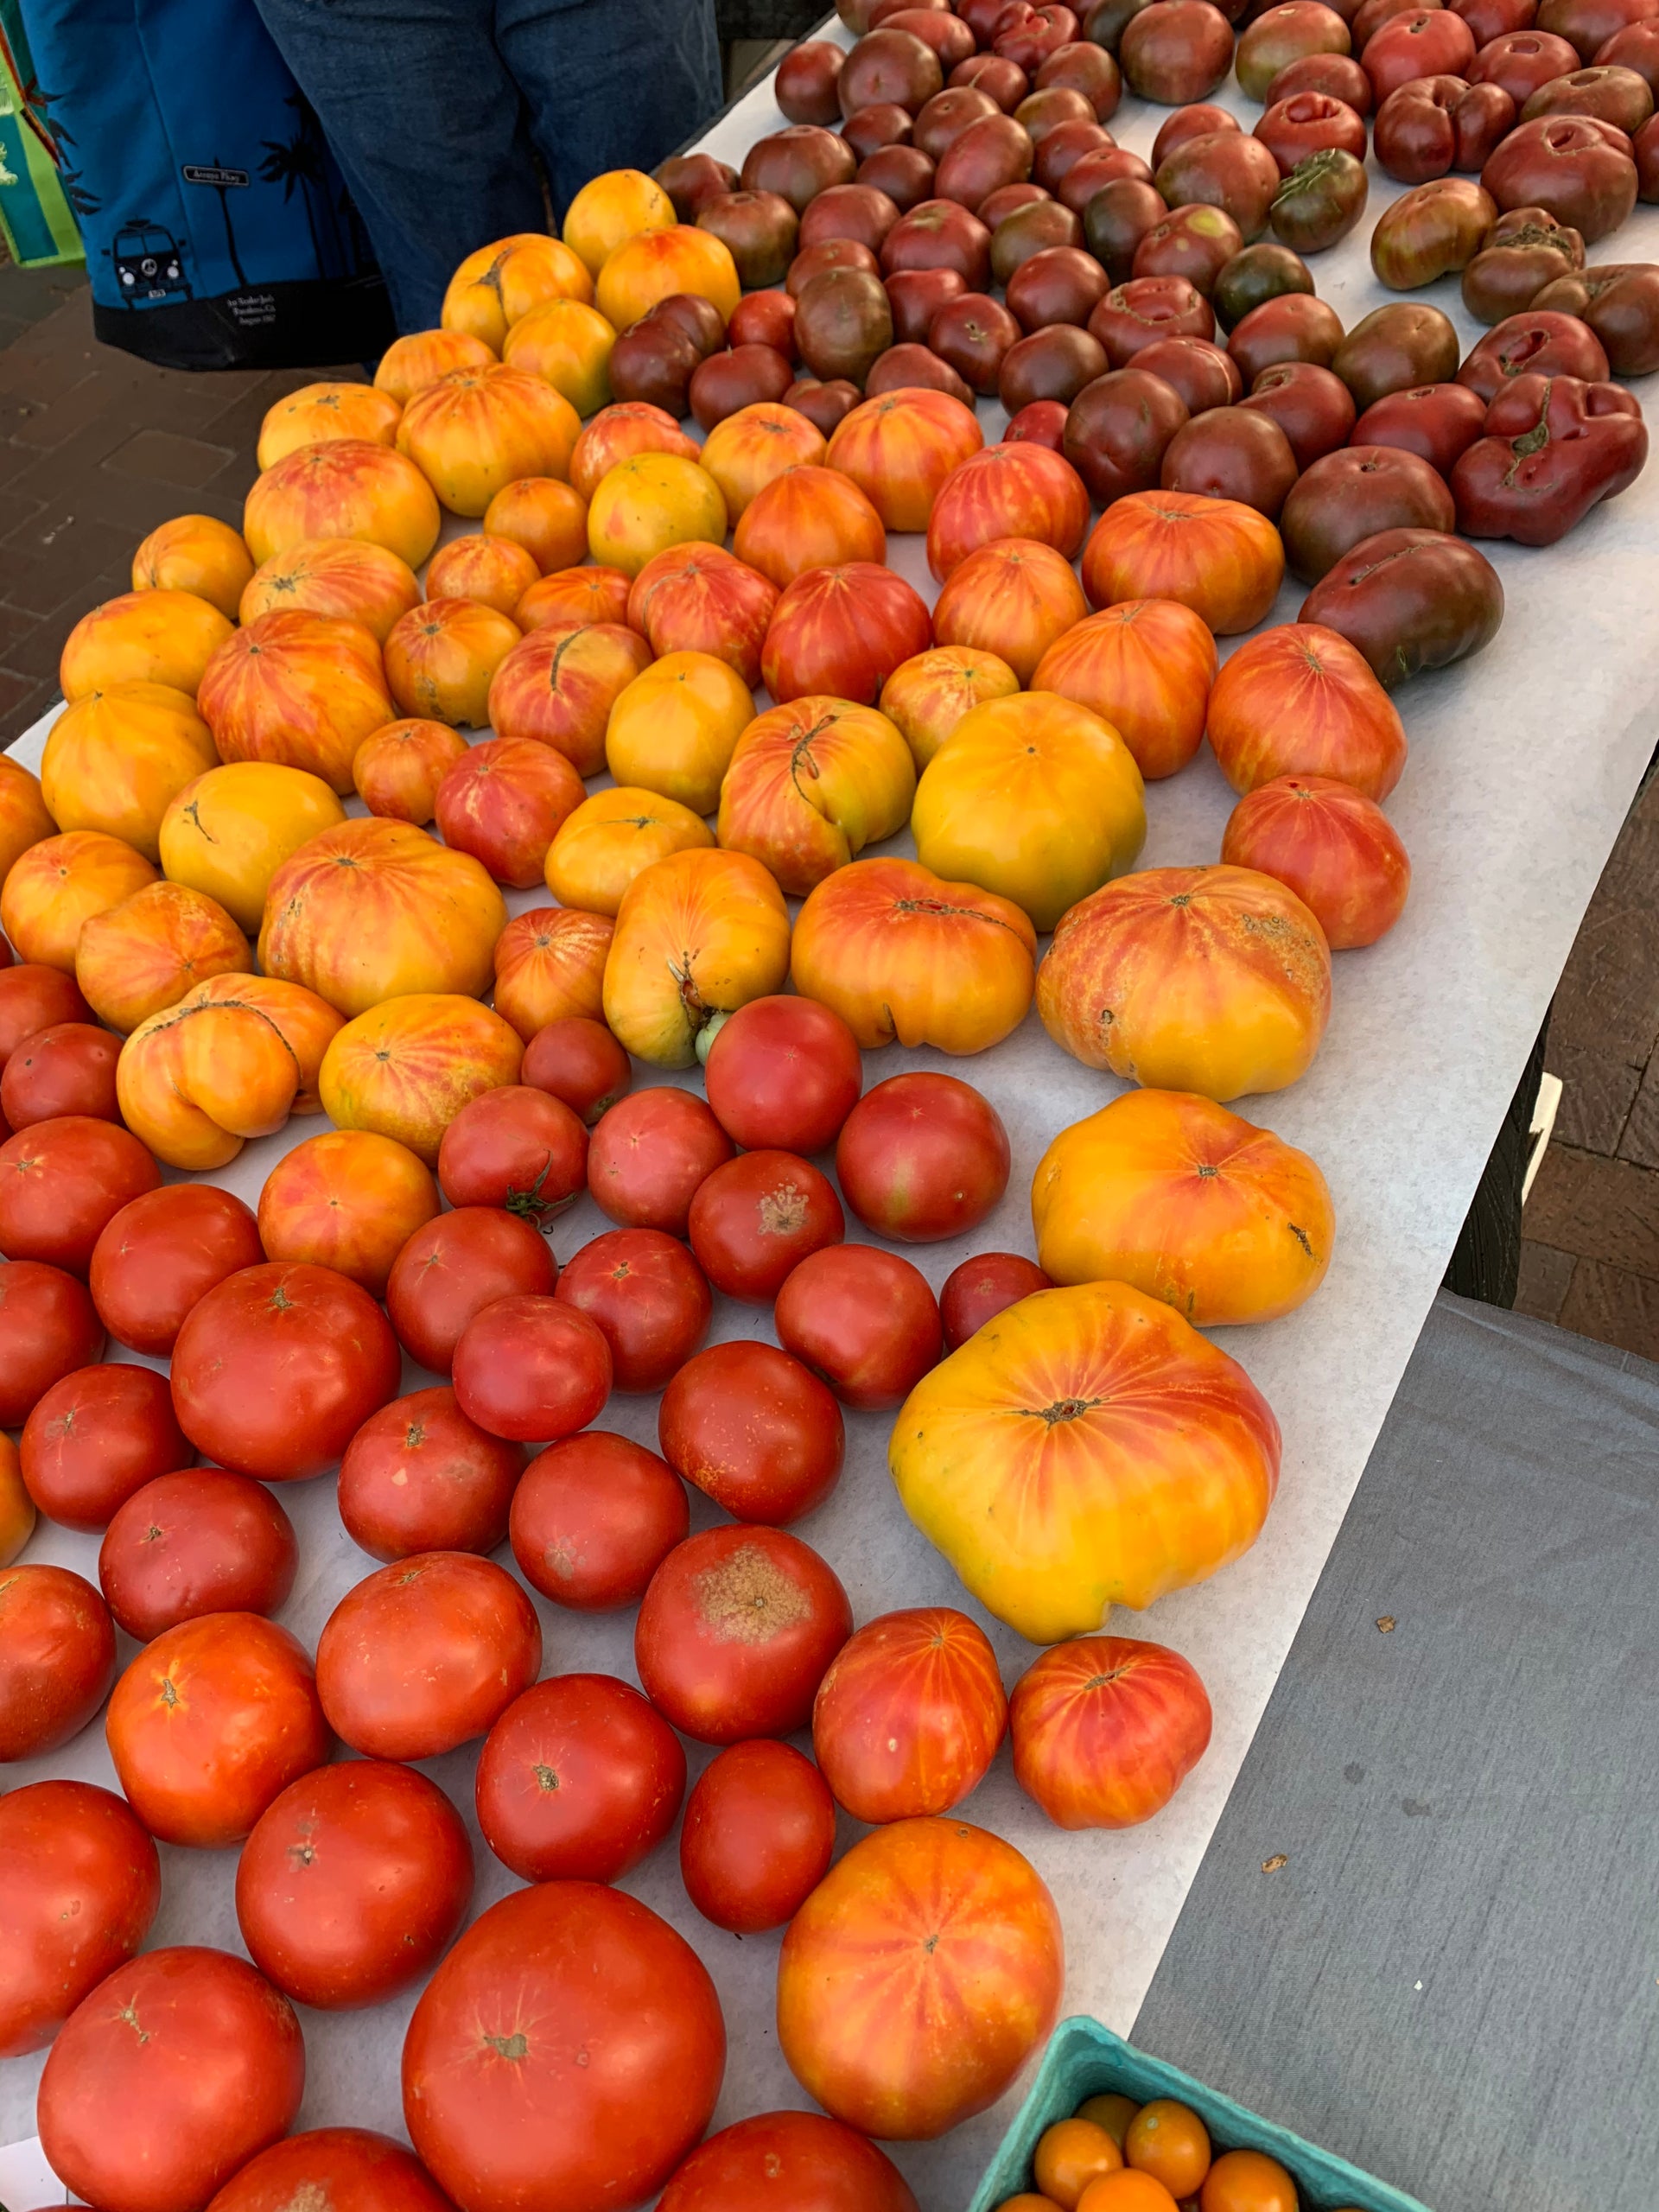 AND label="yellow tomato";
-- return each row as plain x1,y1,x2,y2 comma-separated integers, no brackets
544,785,714,915
563,168,676,279
606,652,753,815
595,224,740,332
587,451,727,578
502,297,617,417
158,760,347,933
912,692,1146,933
41,683,218,862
